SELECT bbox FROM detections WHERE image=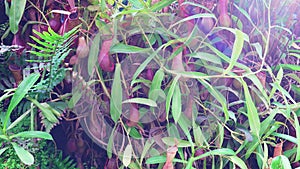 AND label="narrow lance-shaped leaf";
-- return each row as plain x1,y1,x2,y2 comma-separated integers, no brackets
242,79,260,137
172,83,182,124
123,98,157,107
88,33,101,76
149,69,165,101
110,63,122,123
3,73,40,131
224,29,244,74
10,131,53,140
166,75,180,120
